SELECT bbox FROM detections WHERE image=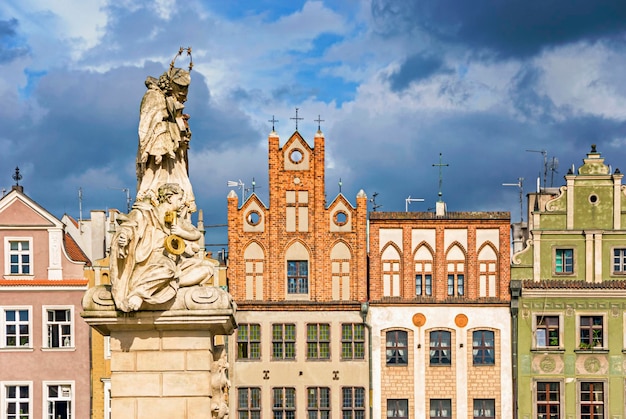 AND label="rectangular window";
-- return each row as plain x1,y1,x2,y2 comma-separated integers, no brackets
342,387,365,419
536,382,560,419
555,249,573,274
45,383,73,419
536,316,560,348
272,387,295,419
447,274,464,296
386,330,408,365
238,387,261,419
387,399,408,418
6,240,31,275
237,324,261,360
579,316,603,349
416,274,433,296
473,330,495,365
430,399,452,418
3,383,31,419
341,324,365,360
1,308,31,348
287,260,308,294
45,308,73,348
307,387,330,419
272,324,295,360
306,324,330,360
429,331,451,365
473,399,495,418
613,248,626,274
580,382,603,419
